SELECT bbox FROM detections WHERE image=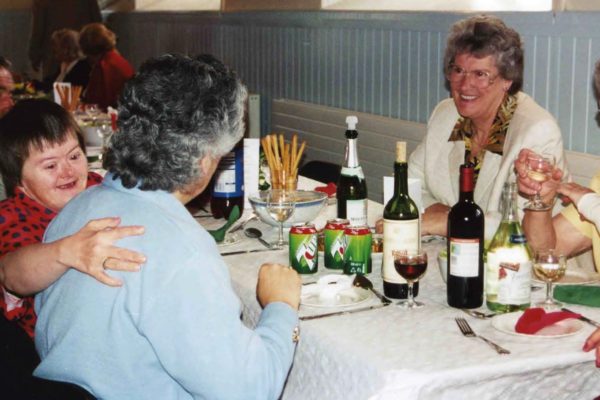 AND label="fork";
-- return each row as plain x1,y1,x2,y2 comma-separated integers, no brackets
455,317,510,355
